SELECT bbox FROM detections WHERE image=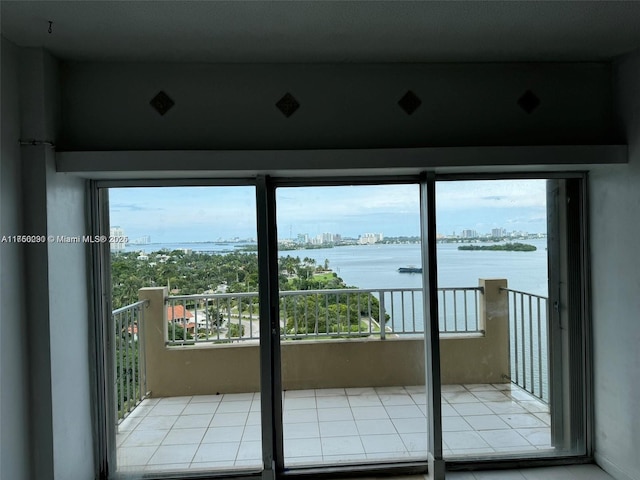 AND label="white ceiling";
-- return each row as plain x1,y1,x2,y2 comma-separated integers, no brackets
2,1,640,63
